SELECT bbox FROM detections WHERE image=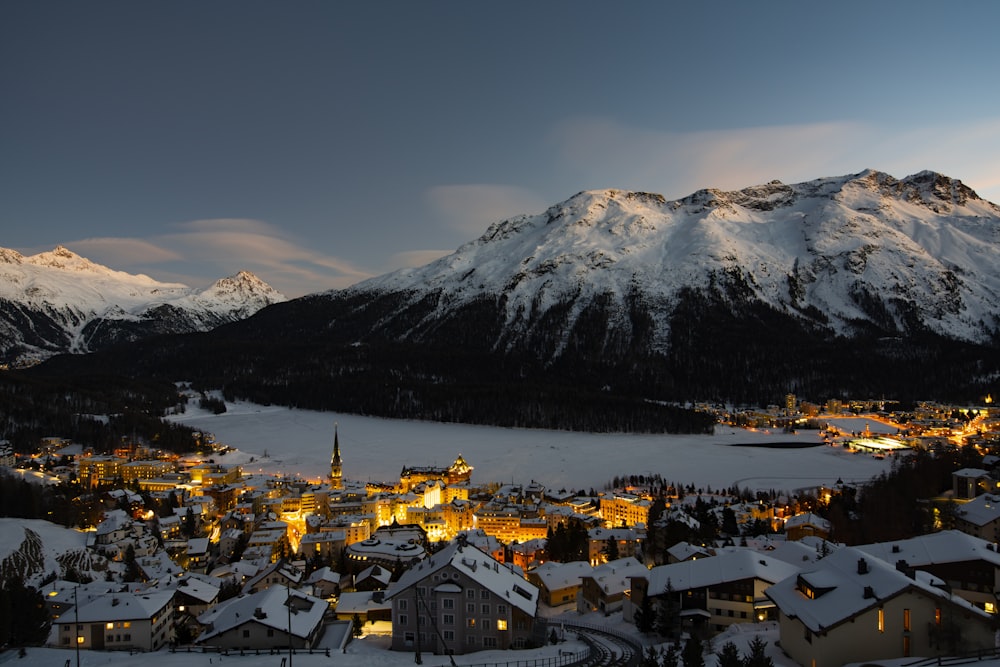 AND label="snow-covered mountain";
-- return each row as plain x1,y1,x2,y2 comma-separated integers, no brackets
0,246,285,365
346,169,1000,354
